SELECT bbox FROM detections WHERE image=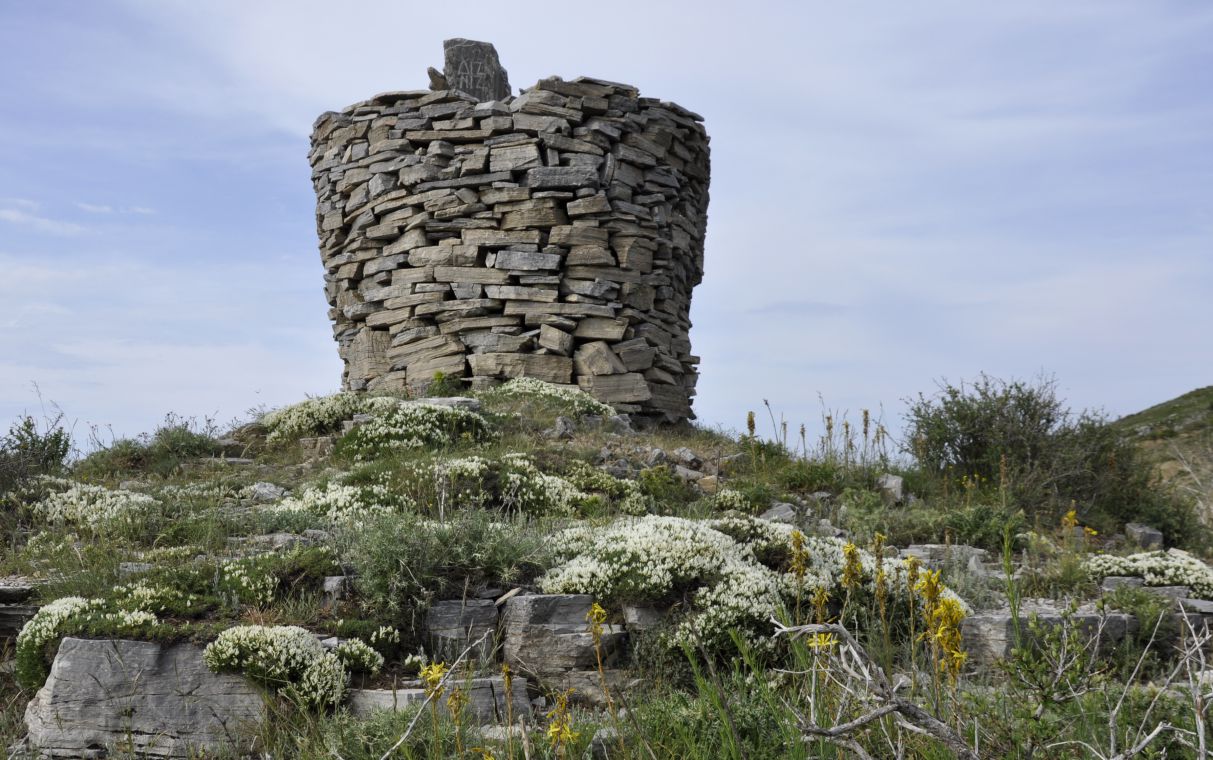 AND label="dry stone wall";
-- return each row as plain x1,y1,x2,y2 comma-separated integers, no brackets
309,43,710,421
